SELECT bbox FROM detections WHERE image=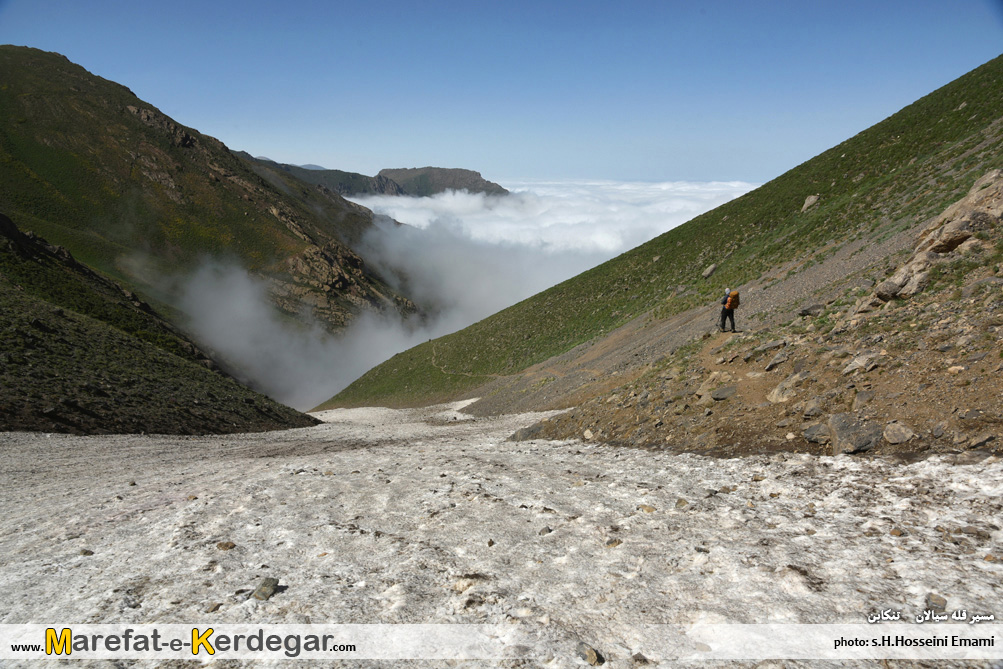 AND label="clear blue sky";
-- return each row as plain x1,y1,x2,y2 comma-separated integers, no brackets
2,0,1002,181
